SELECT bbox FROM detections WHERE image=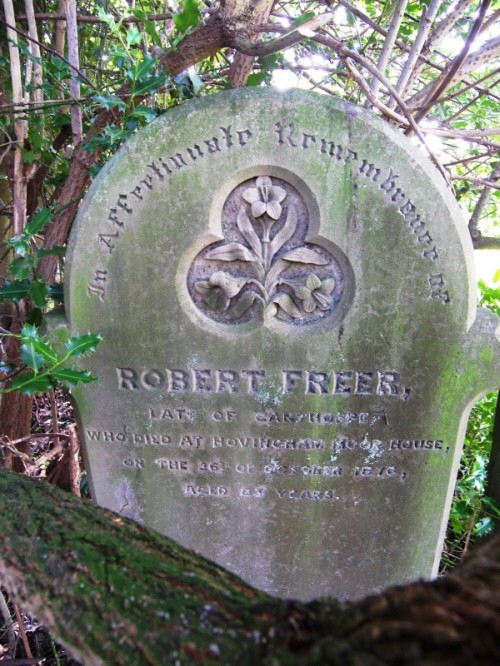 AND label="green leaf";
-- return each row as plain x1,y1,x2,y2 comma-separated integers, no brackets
7,233,31,257
292,11,316,27
66,333,103,357
29,279,50,308
129,106,158,122
51,368,97,386
49,283,64,303
20,343,46,372
9,256,36,280
247,72,268,87
126,24,142,47
37,245,66,259
0,280,31,302
11,371,54,395
94,94,126,110
0,361,16,374
25,207,52,235
26,308,43,327
20,328,57,364
174,0,201,33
